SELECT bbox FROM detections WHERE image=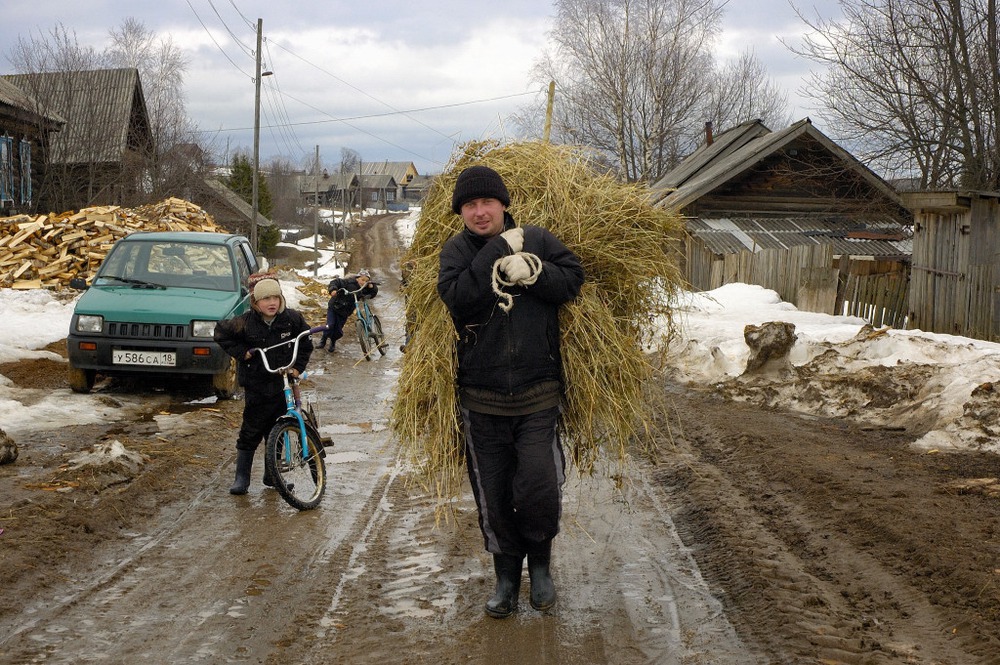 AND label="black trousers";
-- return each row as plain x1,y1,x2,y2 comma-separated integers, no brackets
323,306,350,346
461,406,565,557
235,391,287,452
